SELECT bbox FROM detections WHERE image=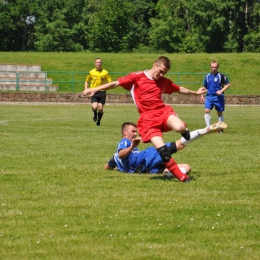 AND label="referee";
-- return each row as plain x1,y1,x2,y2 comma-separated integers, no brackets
82,58,112,126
